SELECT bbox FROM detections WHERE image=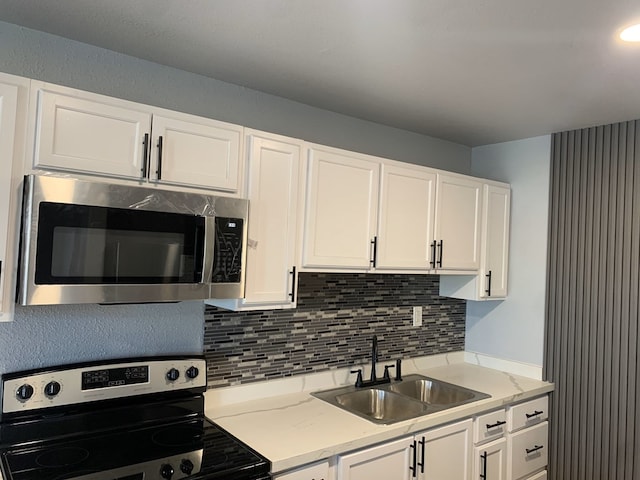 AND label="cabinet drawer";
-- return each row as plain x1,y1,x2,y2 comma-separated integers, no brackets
508,421,548,480
274,460,329,480
524,470,547,480
507,396,548,432
474,408,507,444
